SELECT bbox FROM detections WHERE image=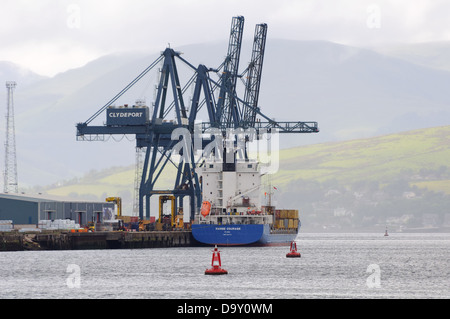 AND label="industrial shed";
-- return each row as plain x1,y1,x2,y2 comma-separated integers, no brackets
0,193,115,226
